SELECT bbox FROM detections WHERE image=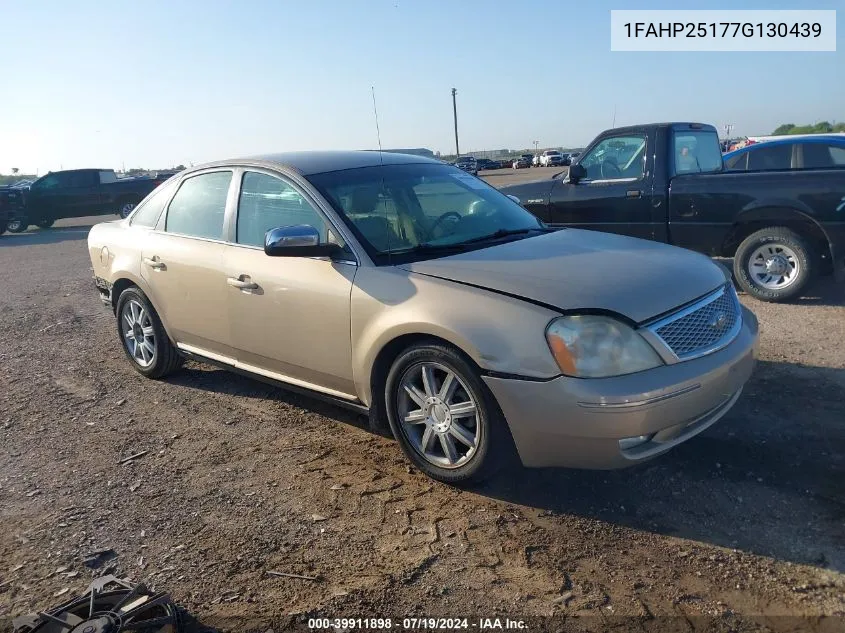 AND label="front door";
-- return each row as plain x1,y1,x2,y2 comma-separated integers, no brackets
141,170,236,359
224,169,357,398
547,133,659,240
